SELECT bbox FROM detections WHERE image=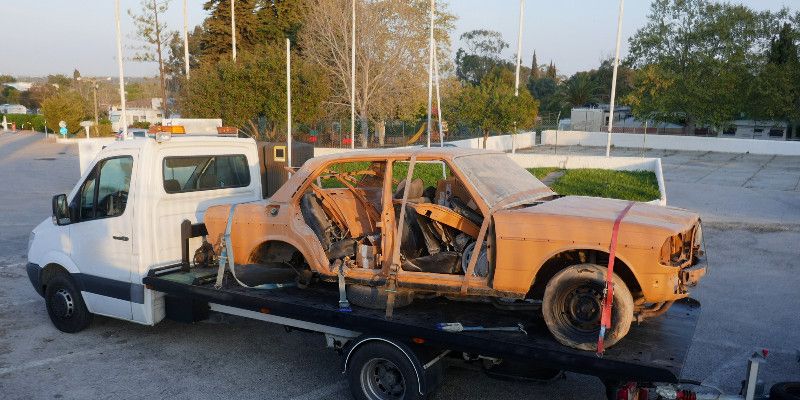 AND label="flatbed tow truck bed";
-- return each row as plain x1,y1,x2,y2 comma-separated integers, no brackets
143,266,701,398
